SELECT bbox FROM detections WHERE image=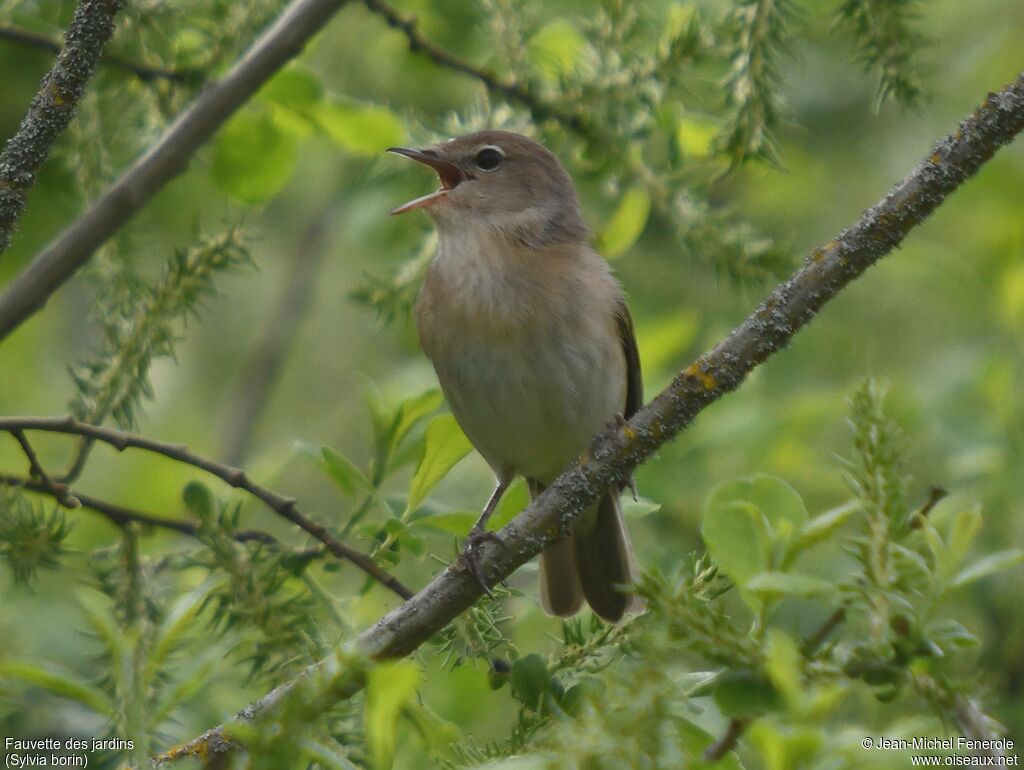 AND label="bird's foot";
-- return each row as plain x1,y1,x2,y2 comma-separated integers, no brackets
460,525,505,597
